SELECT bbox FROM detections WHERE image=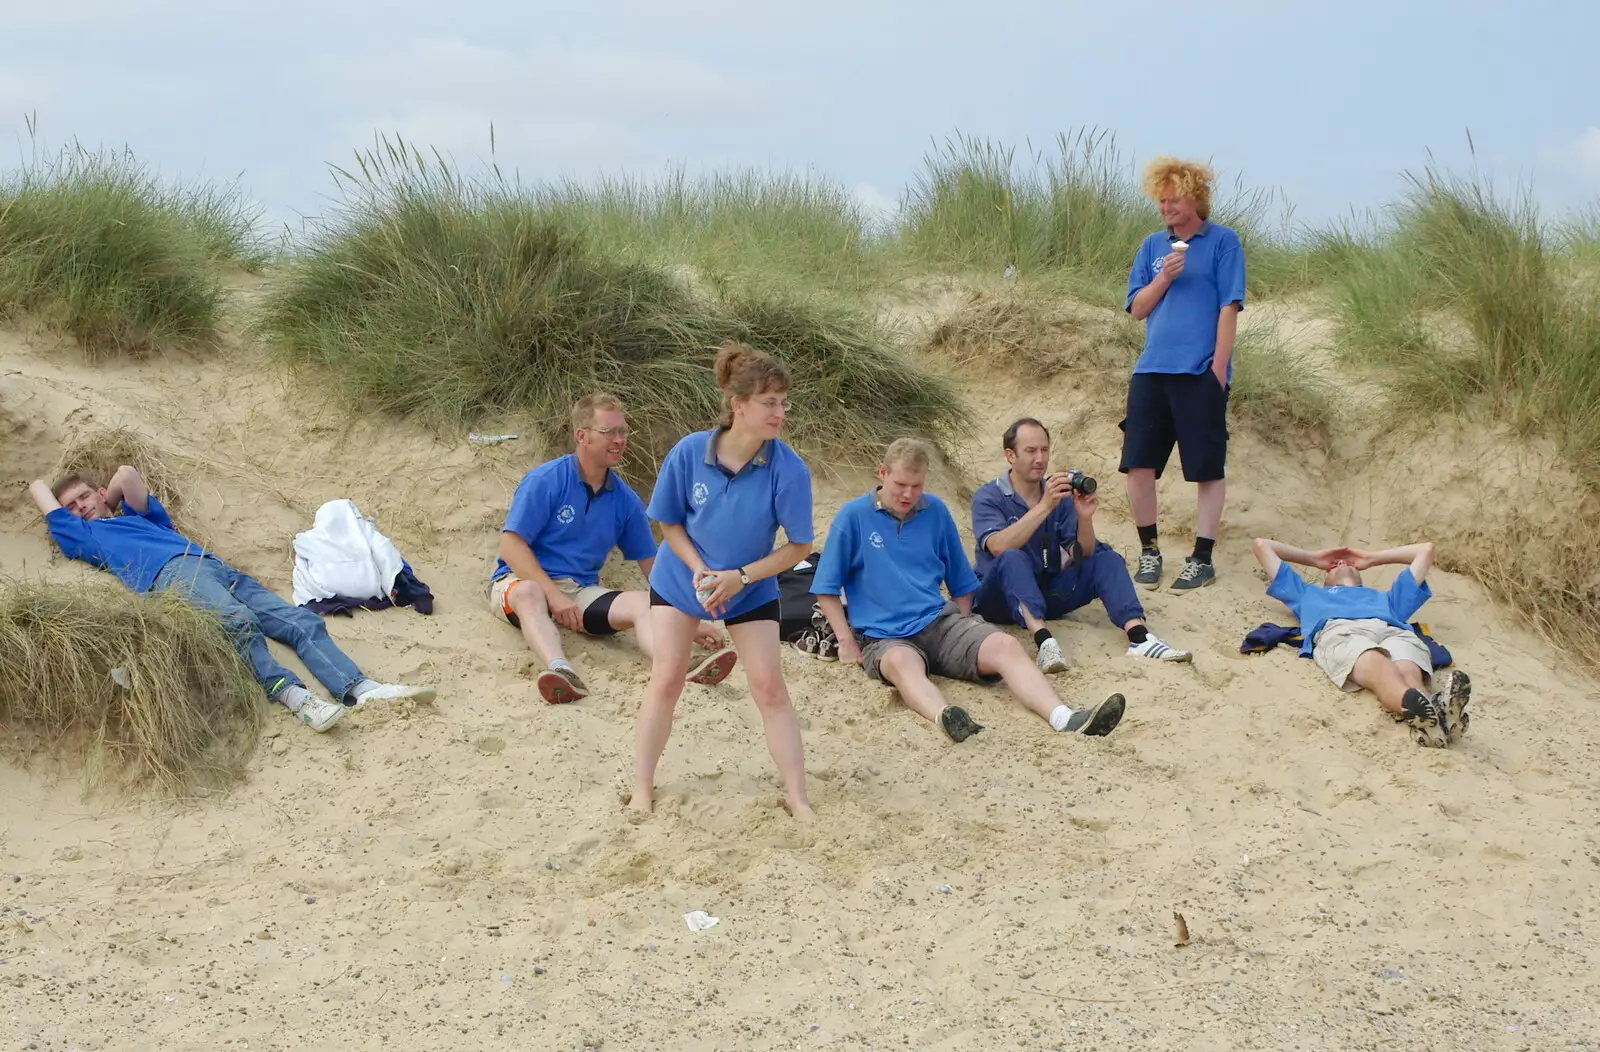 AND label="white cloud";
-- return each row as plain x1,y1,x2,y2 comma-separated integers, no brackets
1574,127,1600,183
851,182,900,230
